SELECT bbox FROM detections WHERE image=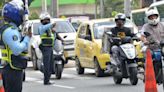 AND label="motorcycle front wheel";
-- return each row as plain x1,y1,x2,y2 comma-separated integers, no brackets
129,67,138,85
